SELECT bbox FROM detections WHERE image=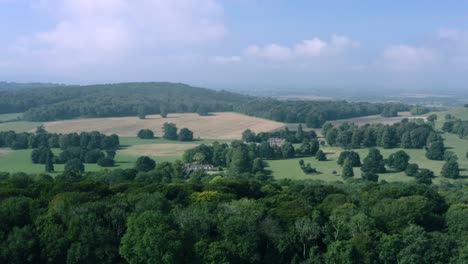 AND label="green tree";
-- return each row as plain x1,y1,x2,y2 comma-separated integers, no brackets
135,156,156,172
162,123,178,140
137,129,154,139
45,151,54,173
281,142,295,159
120,211,182,264
337,151,361,167
425,140,445,160
405,163,419,176
362,171,379,182
160,107,168,118
361,148,386,173
415,169,434,185
295,124,305,142
342,158,354,180
242,129,256,142
316,150,327,161
178,128,194,141
388,150,410,171
64,159,84,174
97,157,114,167
441,159,460,179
